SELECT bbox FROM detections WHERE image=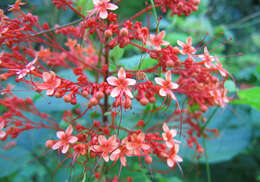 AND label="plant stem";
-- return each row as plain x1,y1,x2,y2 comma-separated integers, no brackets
203,137,211,182
32,19,82,37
